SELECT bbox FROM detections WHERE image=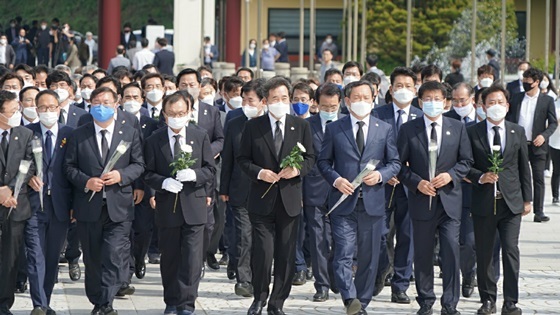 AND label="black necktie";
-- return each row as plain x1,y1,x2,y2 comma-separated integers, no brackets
493,126,502,154
151,107,157,119
430,122,438,144
356,121,365,155
59,109,66,124
173,134,181,160
274,120,283,158
100,129,109,163
326,120,332,124
396,109,404,133
1,131,8,159
45,130,53,165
